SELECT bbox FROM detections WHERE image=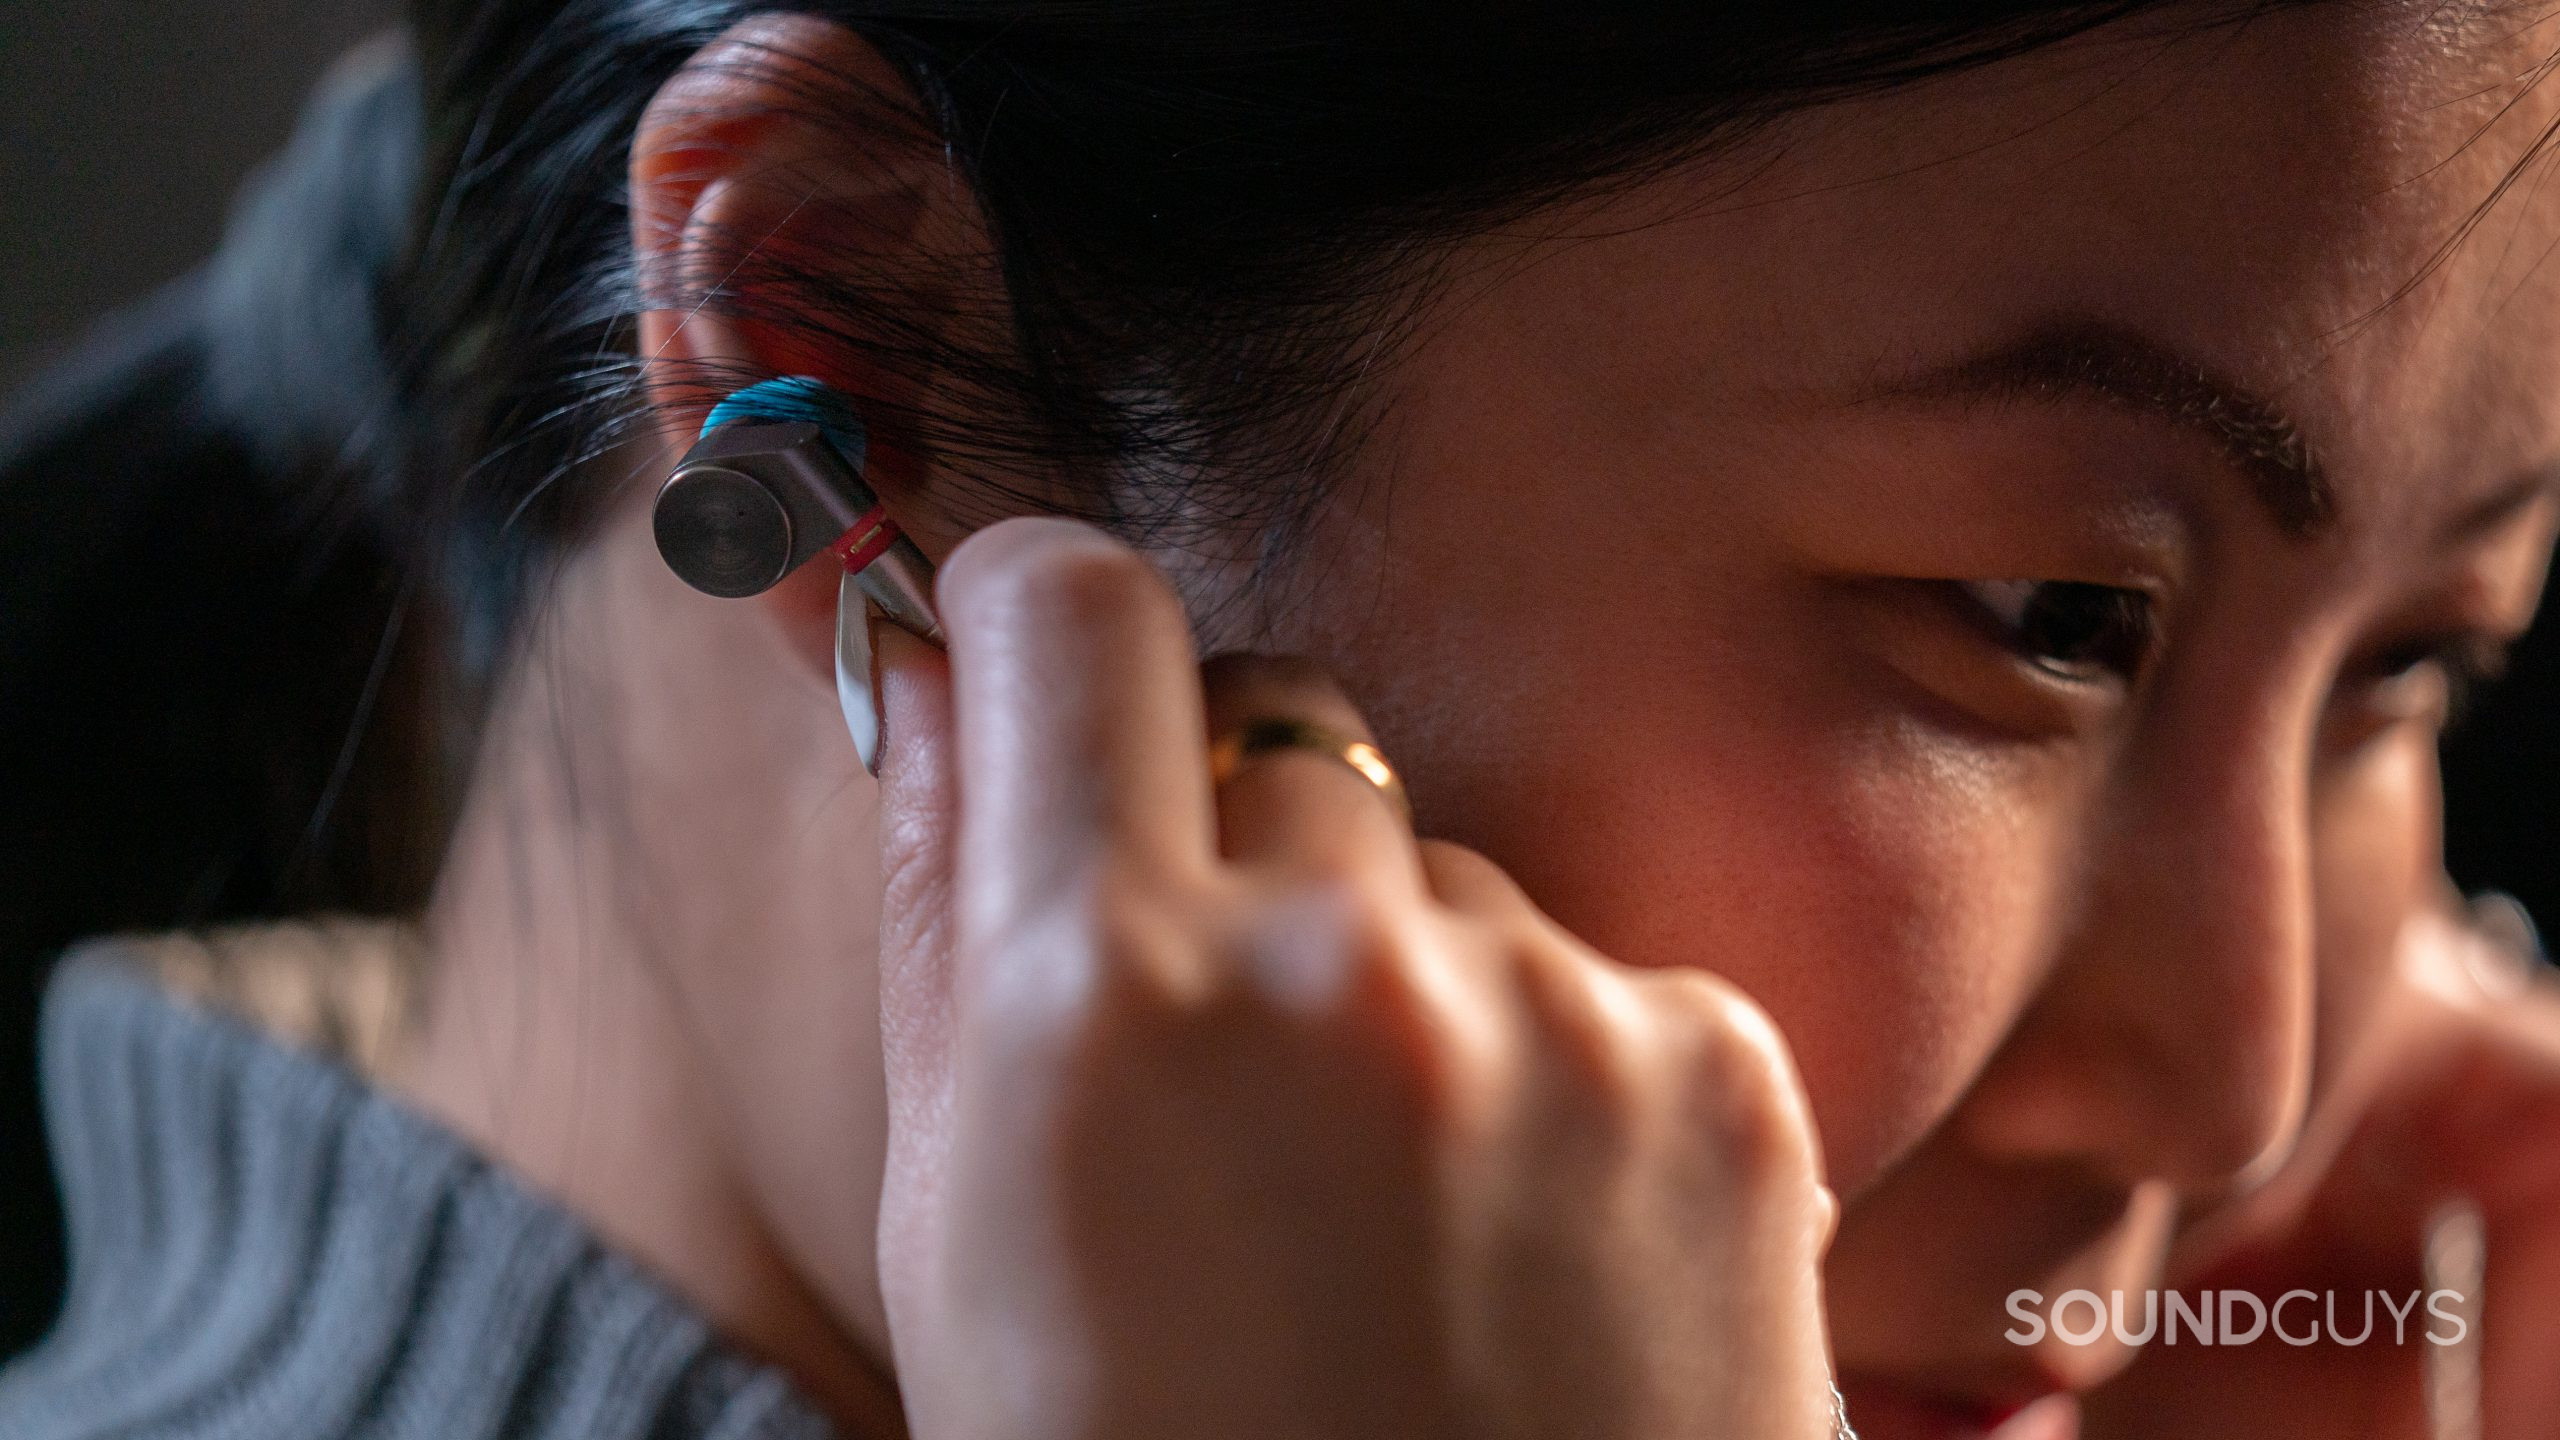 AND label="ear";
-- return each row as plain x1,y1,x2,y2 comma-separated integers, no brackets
631,14,987,646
